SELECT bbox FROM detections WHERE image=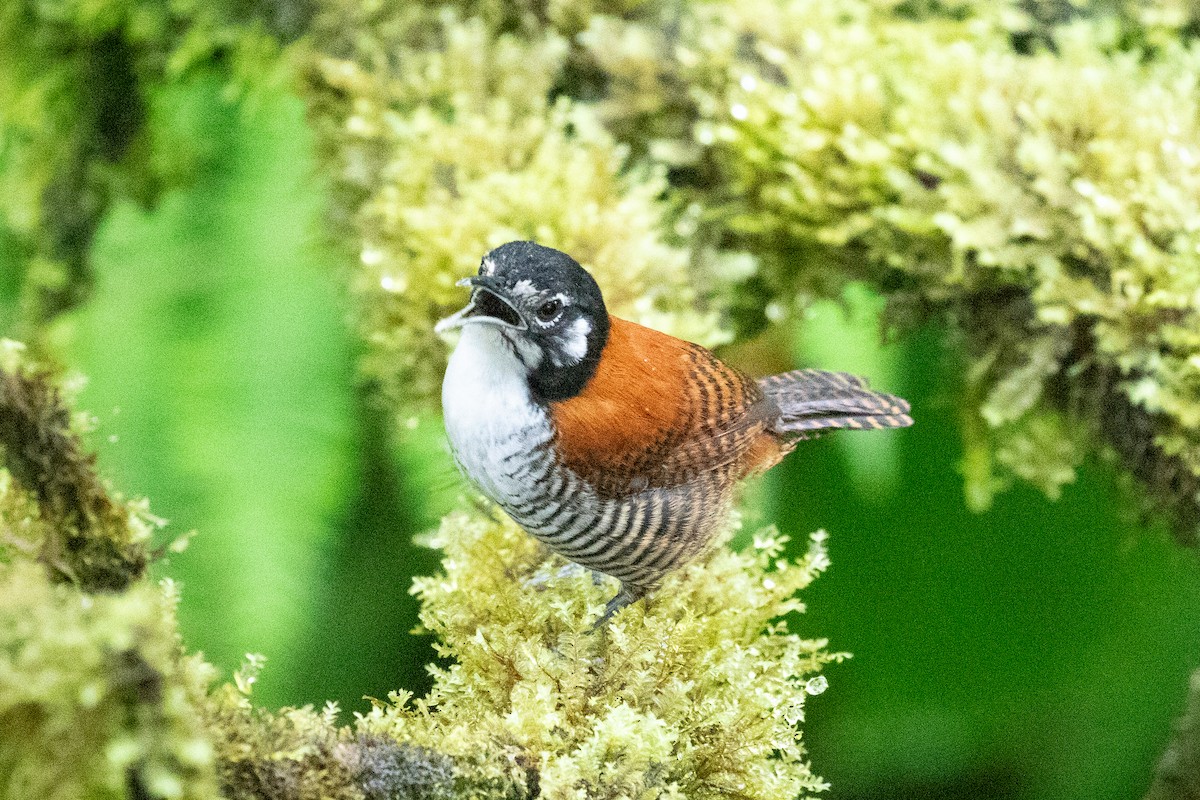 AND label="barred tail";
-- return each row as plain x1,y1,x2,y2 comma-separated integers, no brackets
759,369,913,439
